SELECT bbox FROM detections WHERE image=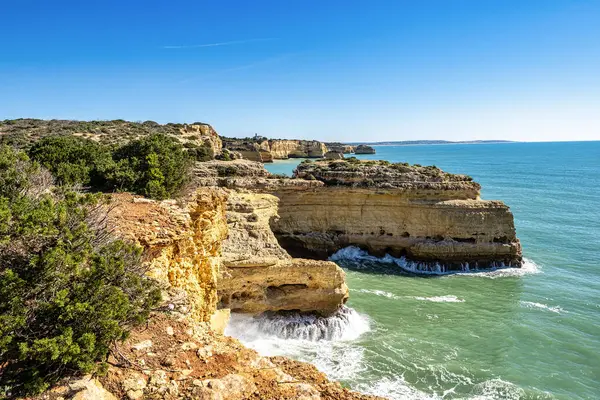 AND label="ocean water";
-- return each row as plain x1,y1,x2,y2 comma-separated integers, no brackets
226,142,600,400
